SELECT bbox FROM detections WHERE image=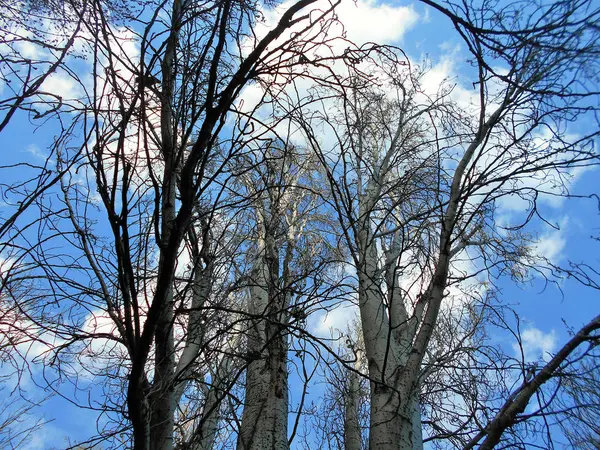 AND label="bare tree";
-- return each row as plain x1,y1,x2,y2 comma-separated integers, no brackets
559,355,600,449
232,141,336,450
1,0,600,449
290,0,600,447
0,0,348,447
